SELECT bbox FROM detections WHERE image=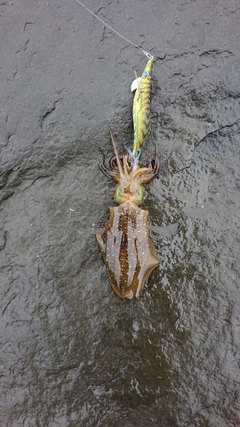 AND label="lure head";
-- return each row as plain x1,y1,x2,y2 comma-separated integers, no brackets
131,59,153,92
141,58,153,79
